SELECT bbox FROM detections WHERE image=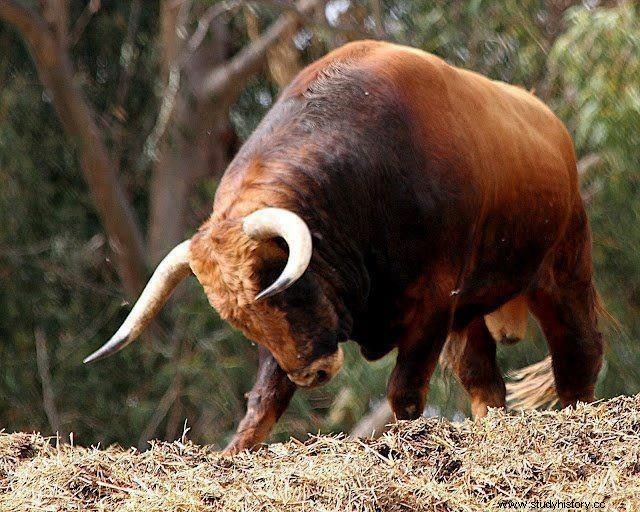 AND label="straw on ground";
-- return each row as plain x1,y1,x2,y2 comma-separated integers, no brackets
1,394,639,511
